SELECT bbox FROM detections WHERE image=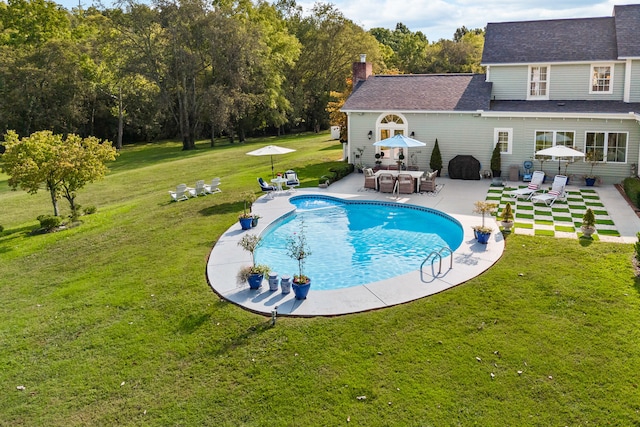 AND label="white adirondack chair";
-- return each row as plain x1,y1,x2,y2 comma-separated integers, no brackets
194,180,208,196
204,177,222,194
169,184,190,202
